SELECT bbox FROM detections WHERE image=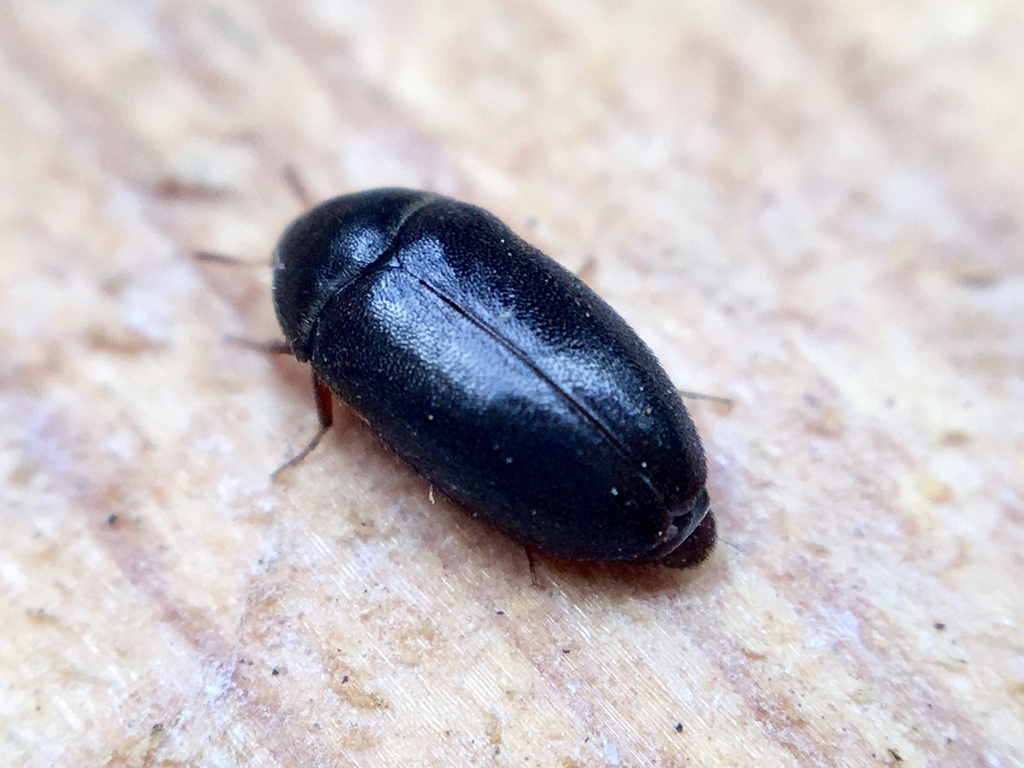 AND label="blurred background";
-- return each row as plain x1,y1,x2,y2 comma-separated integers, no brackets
1,2,1021,766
